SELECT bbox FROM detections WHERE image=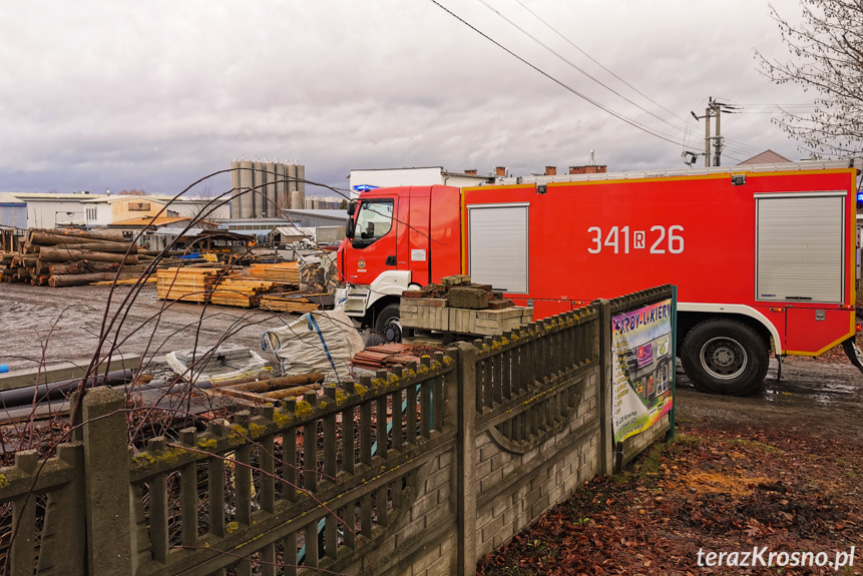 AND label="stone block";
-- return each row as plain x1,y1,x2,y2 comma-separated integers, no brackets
441,274,471,287
421,282,446,296
488,298,515,310
448,286,489,309
402,297,448,330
